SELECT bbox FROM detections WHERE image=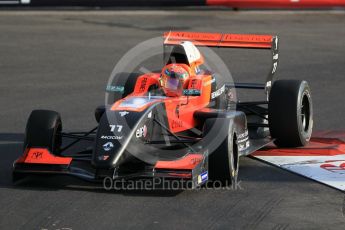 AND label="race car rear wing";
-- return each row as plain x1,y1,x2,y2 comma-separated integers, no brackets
163,31,279,96
163,31,276,49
